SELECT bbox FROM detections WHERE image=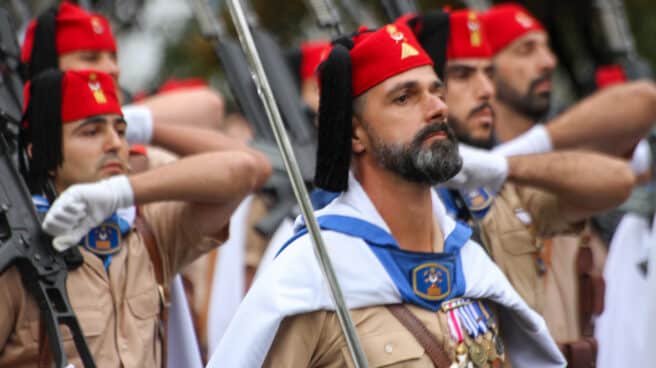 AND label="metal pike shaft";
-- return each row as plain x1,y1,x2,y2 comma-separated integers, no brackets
225,0,368,366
